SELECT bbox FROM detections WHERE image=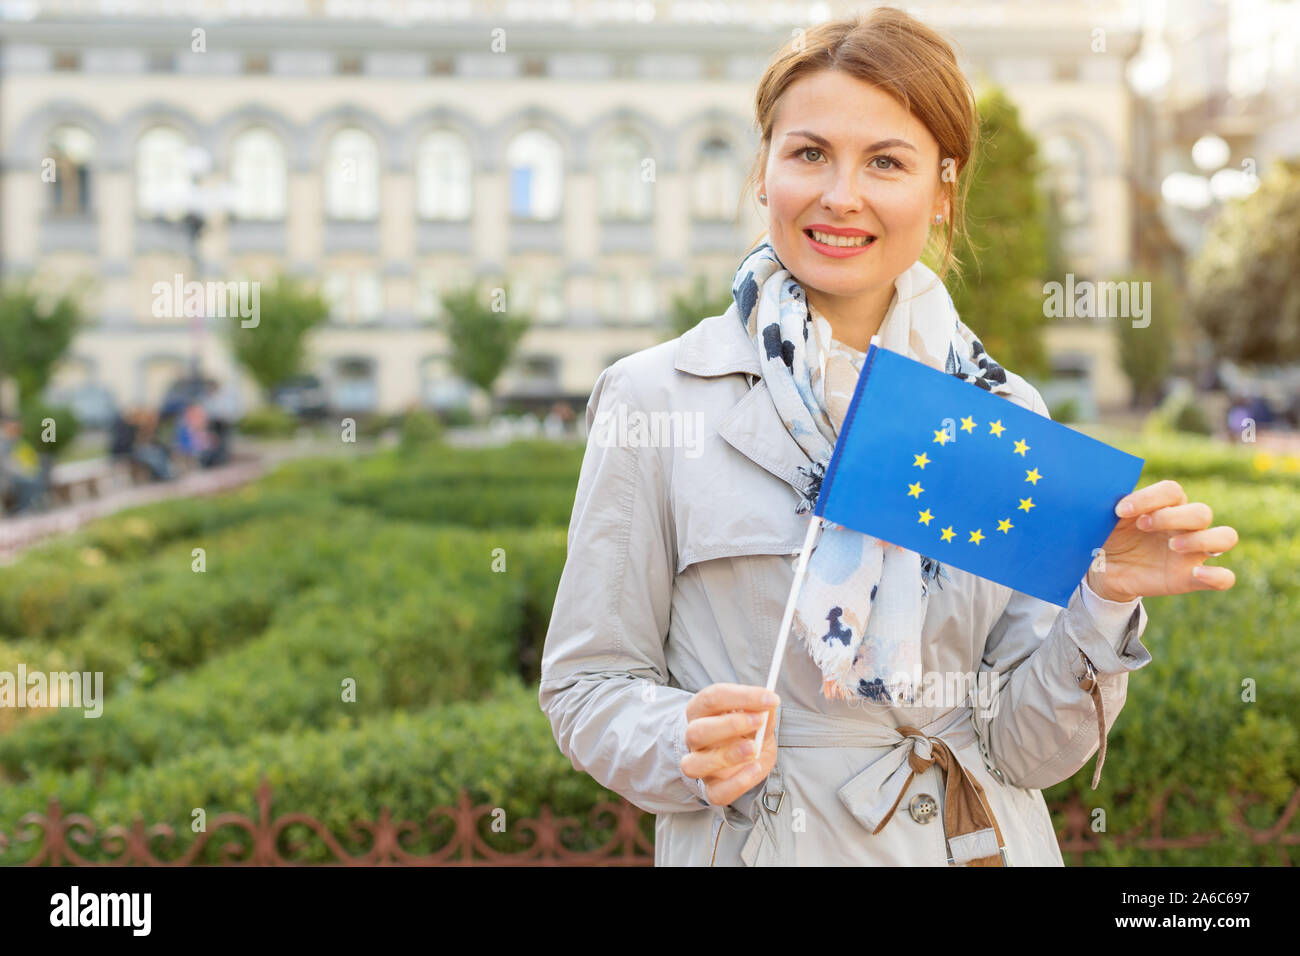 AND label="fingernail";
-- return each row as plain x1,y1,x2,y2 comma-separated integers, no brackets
1117,501,1133,517
1169,536,1182,551
1138,514,1152,530
739,741,756,758
749,712,763,728
762,693,779,707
